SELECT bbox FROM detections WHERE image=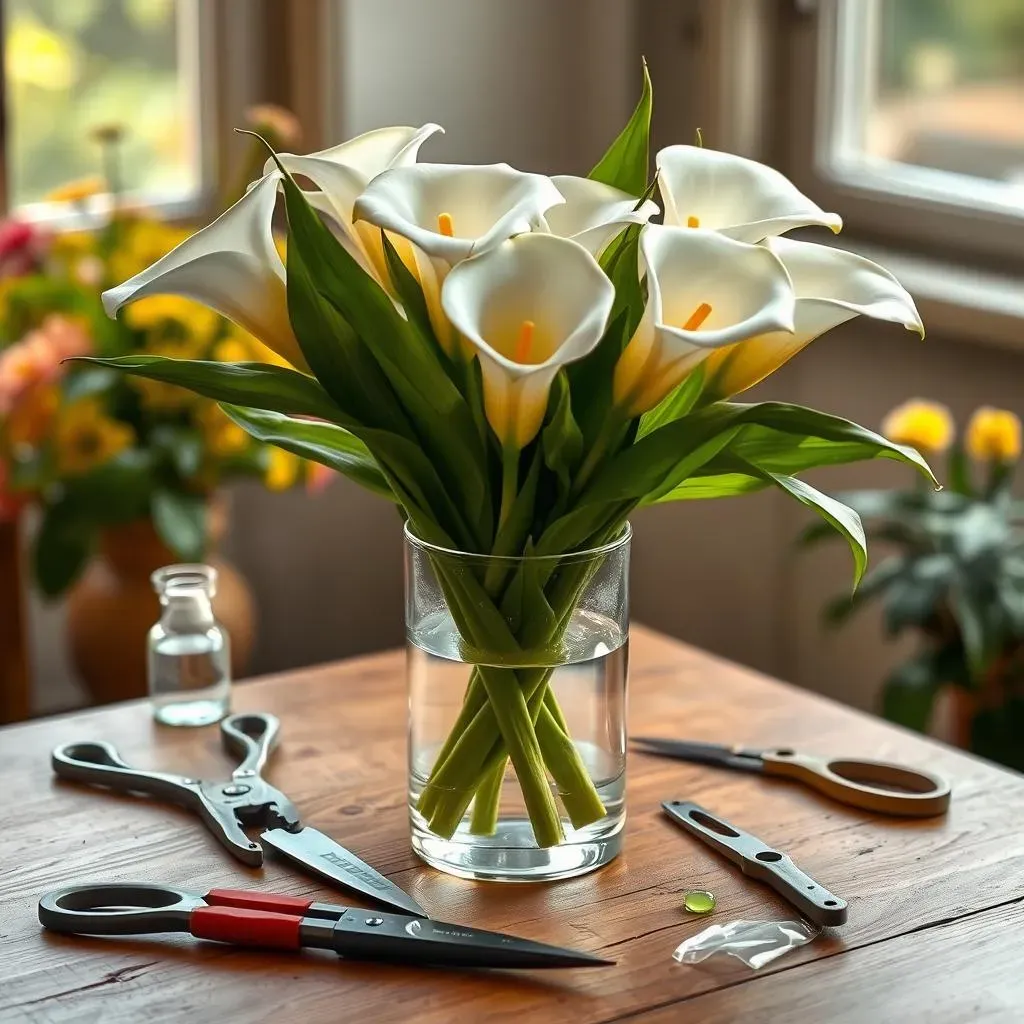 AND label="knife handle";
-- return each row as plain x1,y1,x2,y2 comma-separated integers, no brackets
744,851,848,926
